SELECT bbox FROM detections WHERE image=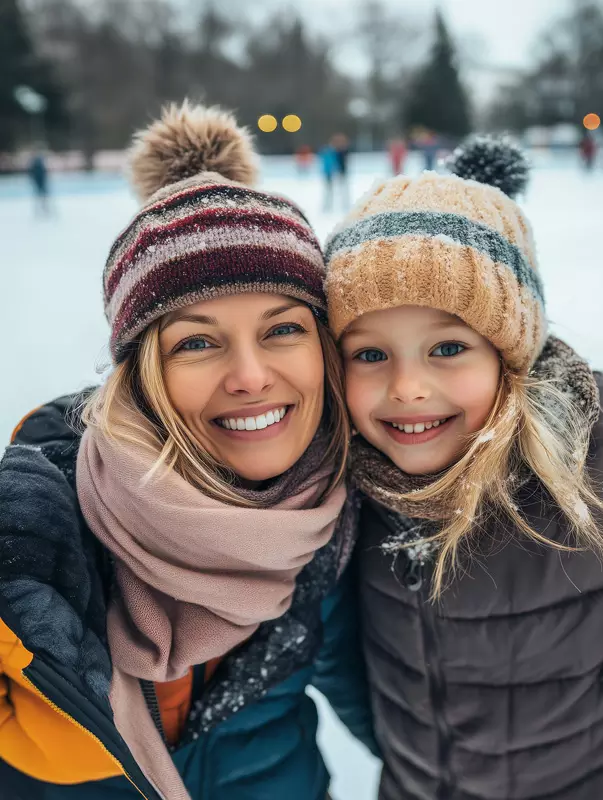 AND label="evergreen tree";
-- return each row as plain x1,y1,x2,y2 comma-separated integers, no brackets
405,9,471,140
0,0,66,152
0,0,37,150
